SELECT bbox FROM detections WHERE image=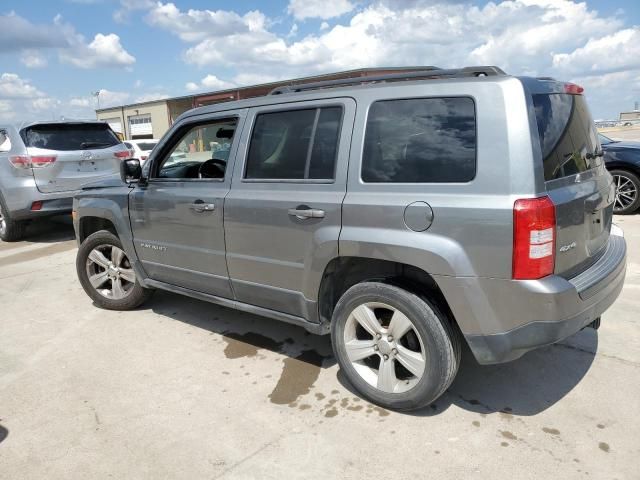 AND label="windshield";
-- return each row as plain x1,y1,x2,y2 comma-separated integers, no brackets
533,94,600,181
22,123,120,151
598,133,615,145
